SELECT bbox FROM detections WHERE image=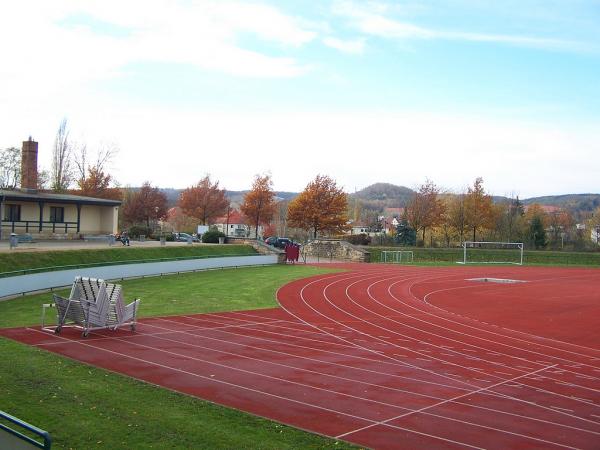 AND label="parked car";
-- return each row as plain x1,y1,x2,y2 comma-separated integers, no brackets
173,232,199,242
270,237,293,249
264,236,278,246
